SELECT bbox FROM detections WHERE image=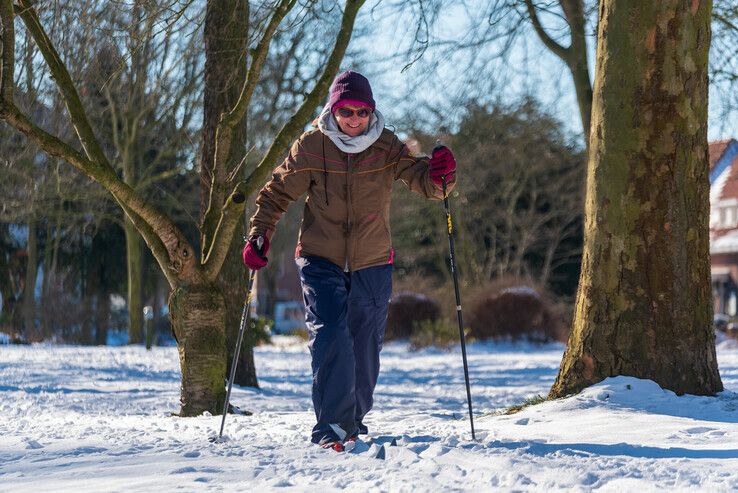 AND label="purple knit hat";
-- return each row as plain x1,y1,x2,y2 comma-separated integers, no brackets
328,70,375,113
